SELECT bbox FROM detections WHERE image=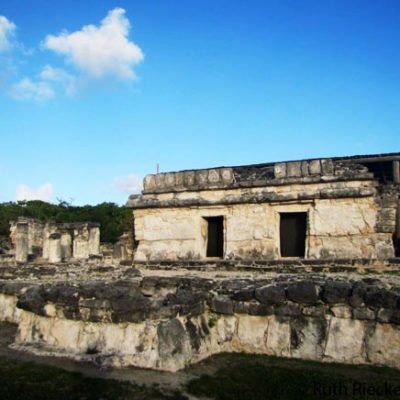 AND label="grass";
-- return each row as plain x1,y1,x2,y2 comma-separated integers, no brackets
187,354,400,400
0,356,186,400
0,347,400,399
